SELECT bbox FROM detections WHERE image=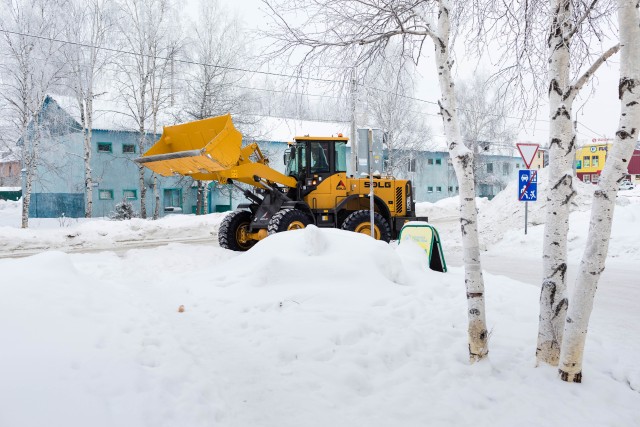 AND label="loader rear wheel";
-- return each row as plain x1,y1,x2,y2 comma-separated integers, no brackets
268,208,312,234
341,210,391,242
218,210,256,251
